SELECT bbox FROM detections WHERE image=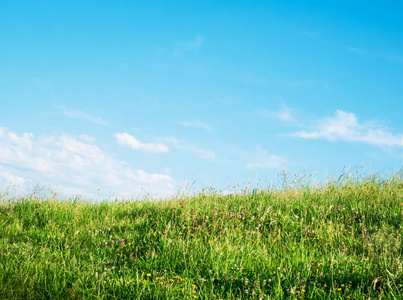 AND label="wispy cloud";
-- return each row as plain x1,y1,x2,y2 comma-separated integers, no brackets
115,133,169,153
0,127,175,198
292,110,403,148
163,137,216,161
180,120,213,131
246,146,288,170
186,35,204,51
173,35,204,56
346,46,403,64
61,107,108,126
255,104,294,122
79,134,96,143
